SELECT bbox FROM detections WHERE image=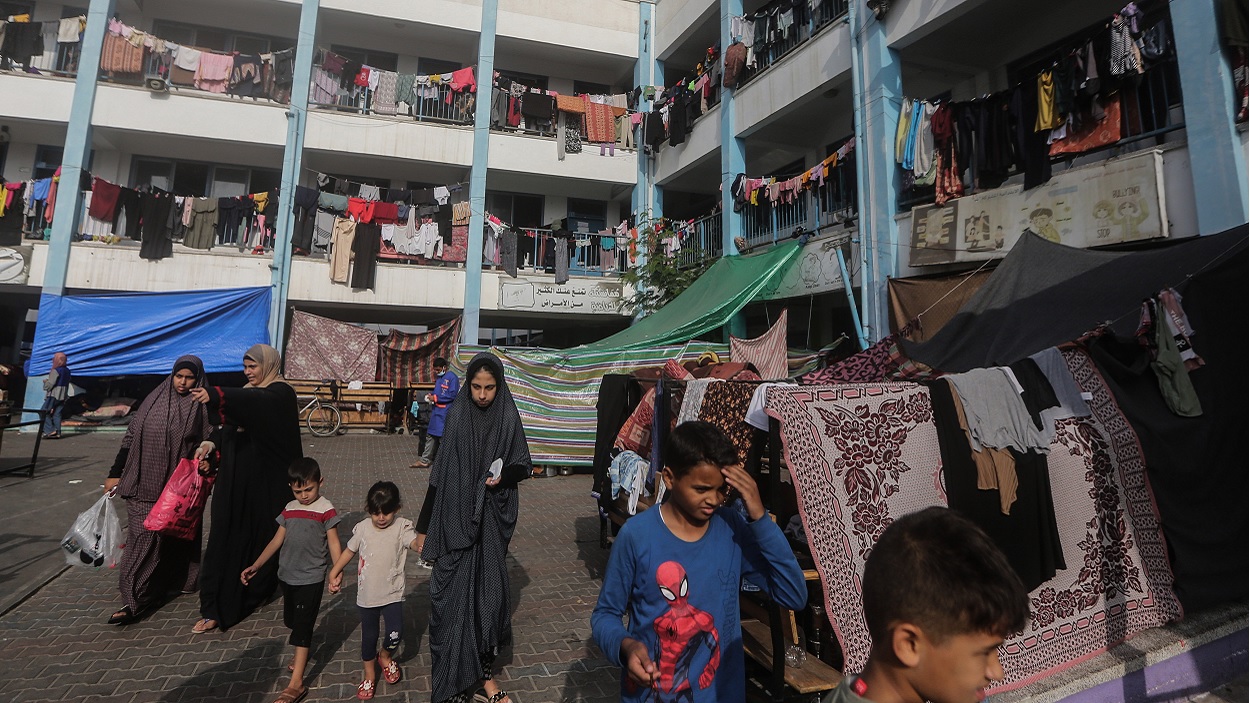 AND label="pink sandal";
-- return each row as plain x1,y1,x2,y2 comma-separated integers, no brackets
357,679,375,700
381,660,402,684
